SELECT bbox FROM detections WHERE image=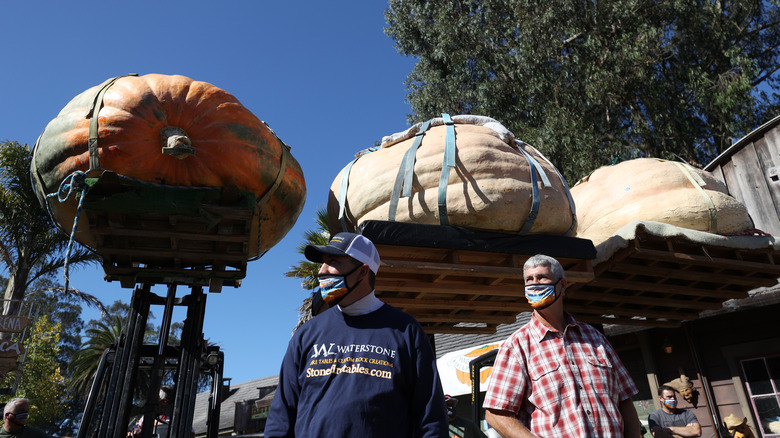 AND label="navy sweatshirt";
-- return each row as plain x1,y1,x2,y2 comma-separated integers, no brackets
265,303,448,437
